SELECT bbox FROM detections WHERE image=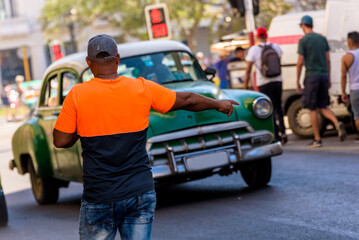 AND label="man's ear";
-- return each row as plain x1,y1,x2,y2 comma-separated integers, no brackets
116,53,120,65
86,57,91,68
